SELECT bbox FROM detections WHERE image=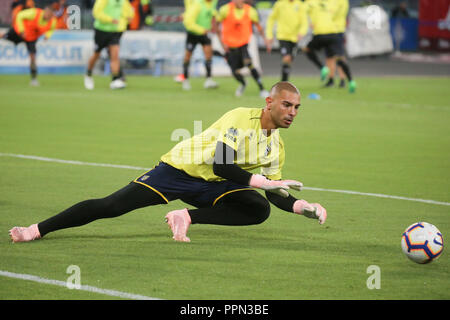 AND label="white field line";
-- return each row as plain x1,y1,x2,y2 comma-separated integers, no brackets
0,152,151,171
0,270,161,300
302,187,450,206
1,152,449,207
